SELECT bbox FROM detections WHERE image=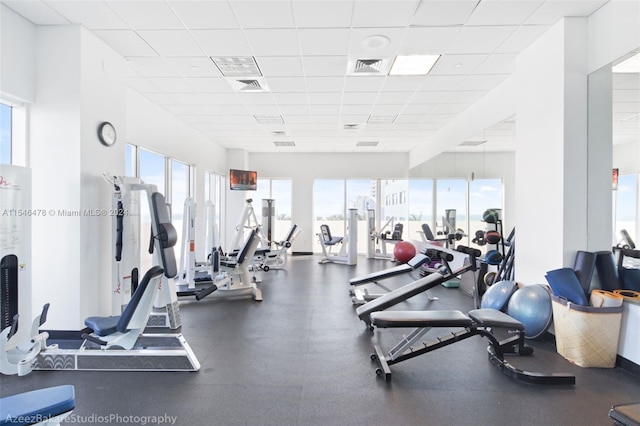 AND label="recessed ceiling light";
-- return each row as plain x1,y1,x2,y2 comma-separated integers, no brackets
274,141,295,147
356,141,379,147
367,115,397,124
343,124,360,130
254,115,284,124
272,130,286,136
210,56,262,77
613,51,640,73
460,140,487,146
389,55,440,76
